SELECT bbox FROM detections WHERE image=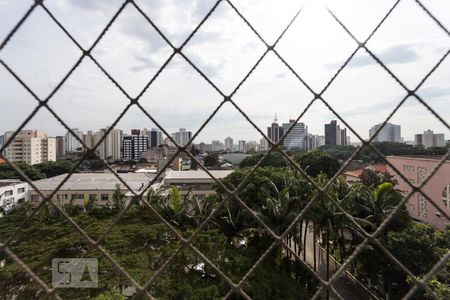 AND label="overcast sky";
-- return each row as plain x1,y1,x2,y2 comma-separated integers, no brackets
0,0,449,144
